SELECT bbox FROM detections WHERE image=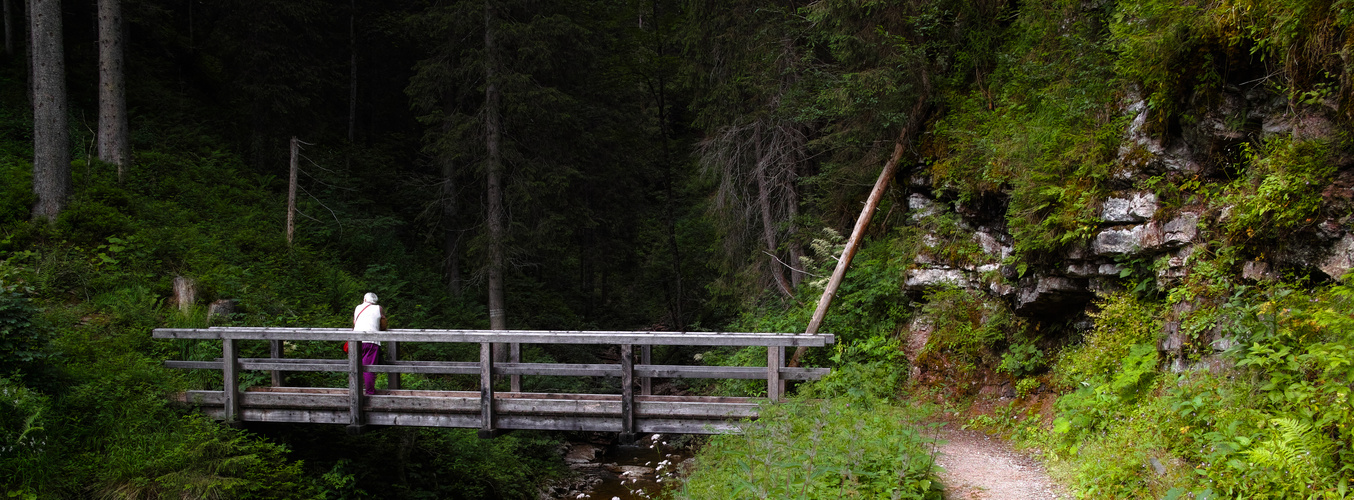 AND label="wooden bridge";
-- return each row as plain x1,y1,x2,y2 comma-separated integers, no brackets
153,327,834,441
